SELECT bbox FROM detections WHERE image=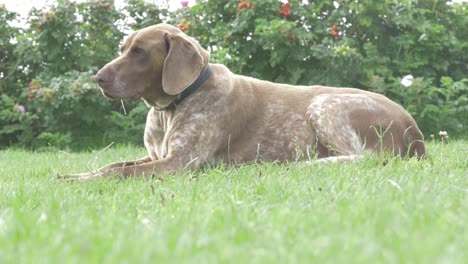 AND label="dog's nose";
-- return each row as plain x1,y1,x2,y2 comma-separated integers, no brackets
94,70,108,85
